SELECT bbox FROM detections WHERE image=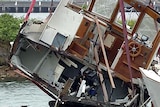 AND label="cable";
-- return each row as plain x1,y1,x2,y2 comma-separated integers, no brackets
24,0,36,22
